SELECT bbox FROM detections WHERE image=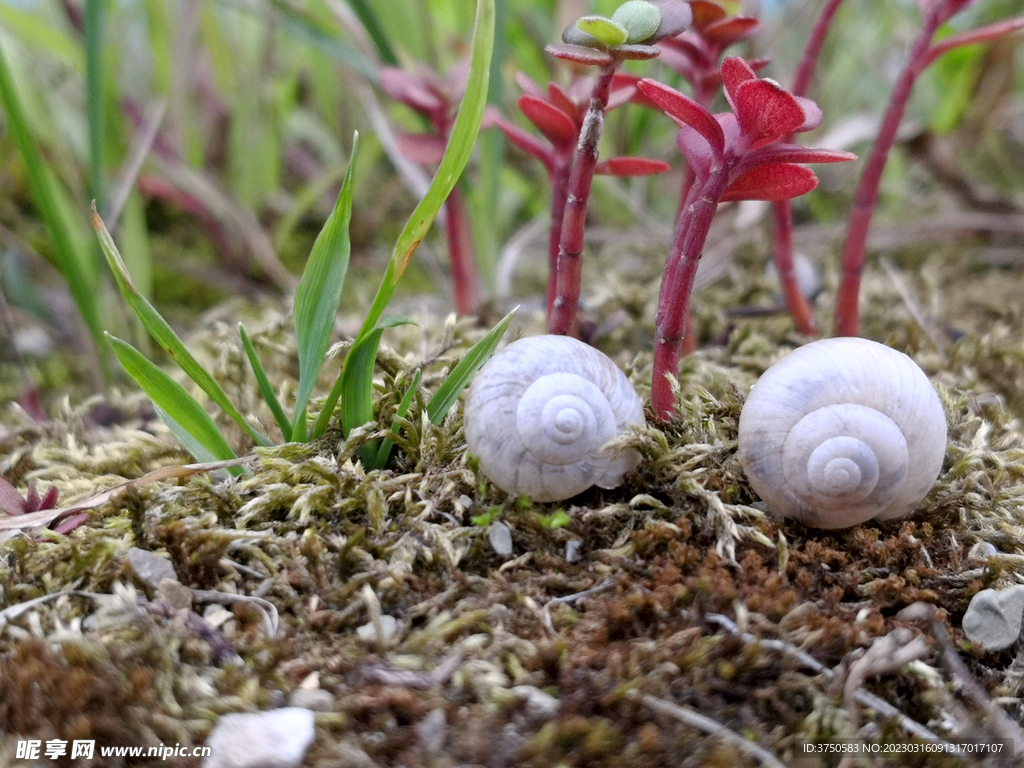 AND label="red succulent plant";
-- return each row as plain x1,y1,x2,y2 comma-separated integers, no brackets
637,57,856,419
487,72,668,314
